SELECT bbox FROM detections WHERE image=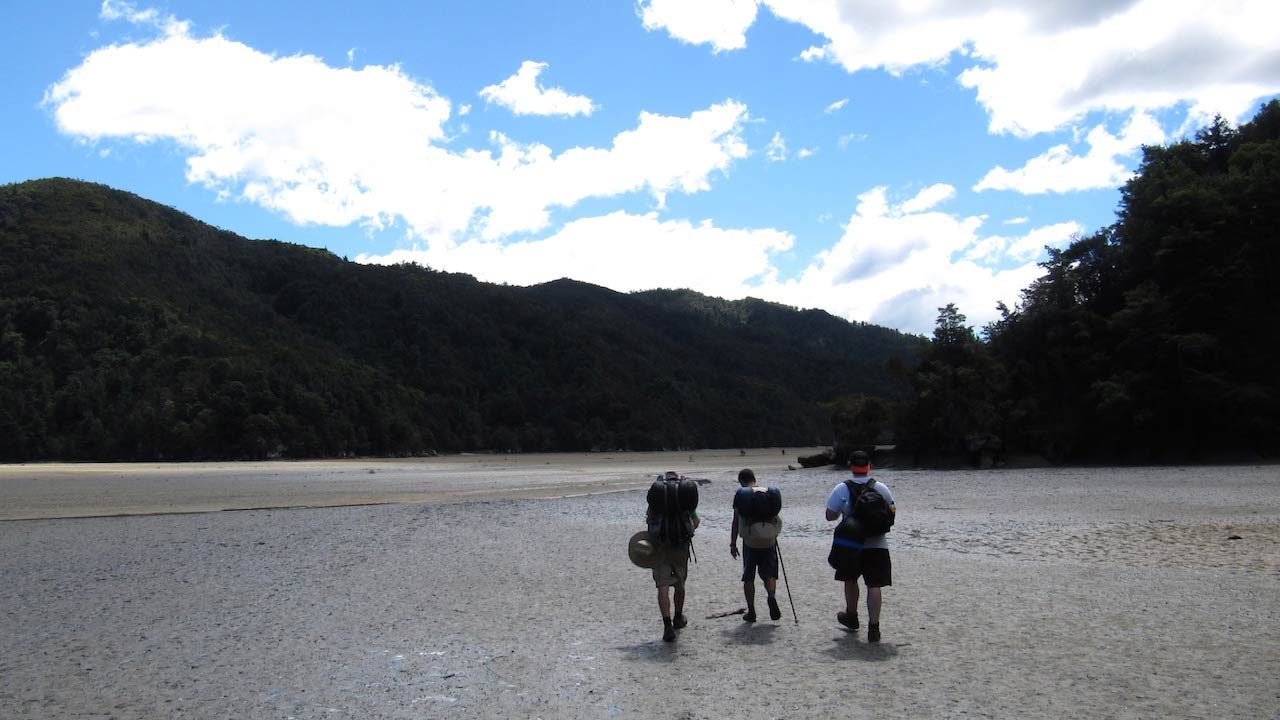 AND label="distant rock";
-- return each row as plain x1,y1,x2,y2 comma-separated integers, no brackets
797,451,832,468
